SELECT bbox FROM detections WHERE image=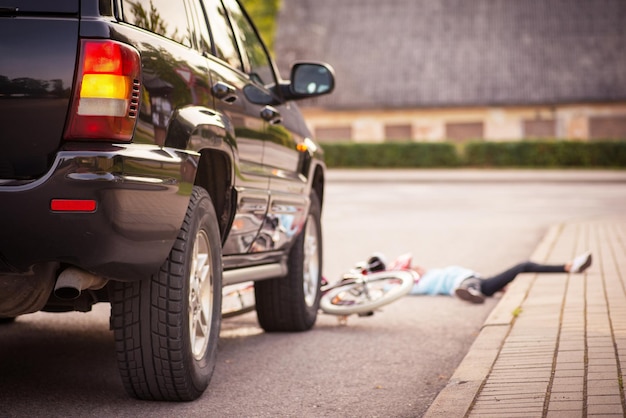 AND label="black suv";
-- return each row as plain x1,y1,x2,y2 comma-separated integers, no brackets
0,0,334,401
